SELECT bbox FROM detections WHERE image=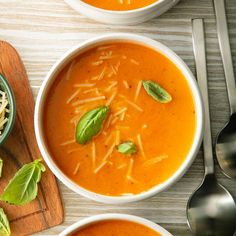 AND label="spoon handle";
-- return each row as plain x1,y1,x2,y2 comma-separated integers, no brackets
192,19,214,175
214,0,236,115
